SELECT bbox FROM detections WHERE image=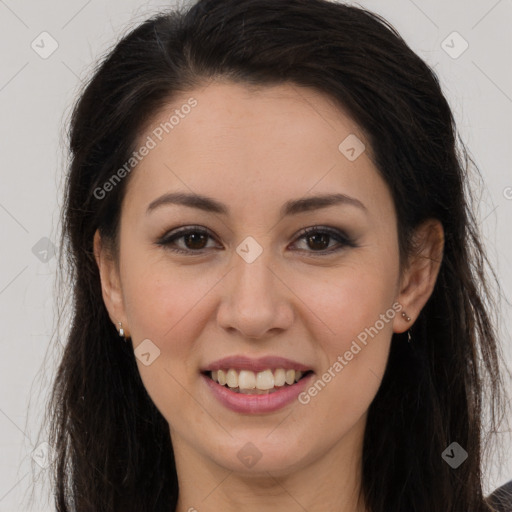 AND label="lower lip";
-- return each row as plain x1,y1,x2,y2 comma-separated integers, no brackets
201,372,315,414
